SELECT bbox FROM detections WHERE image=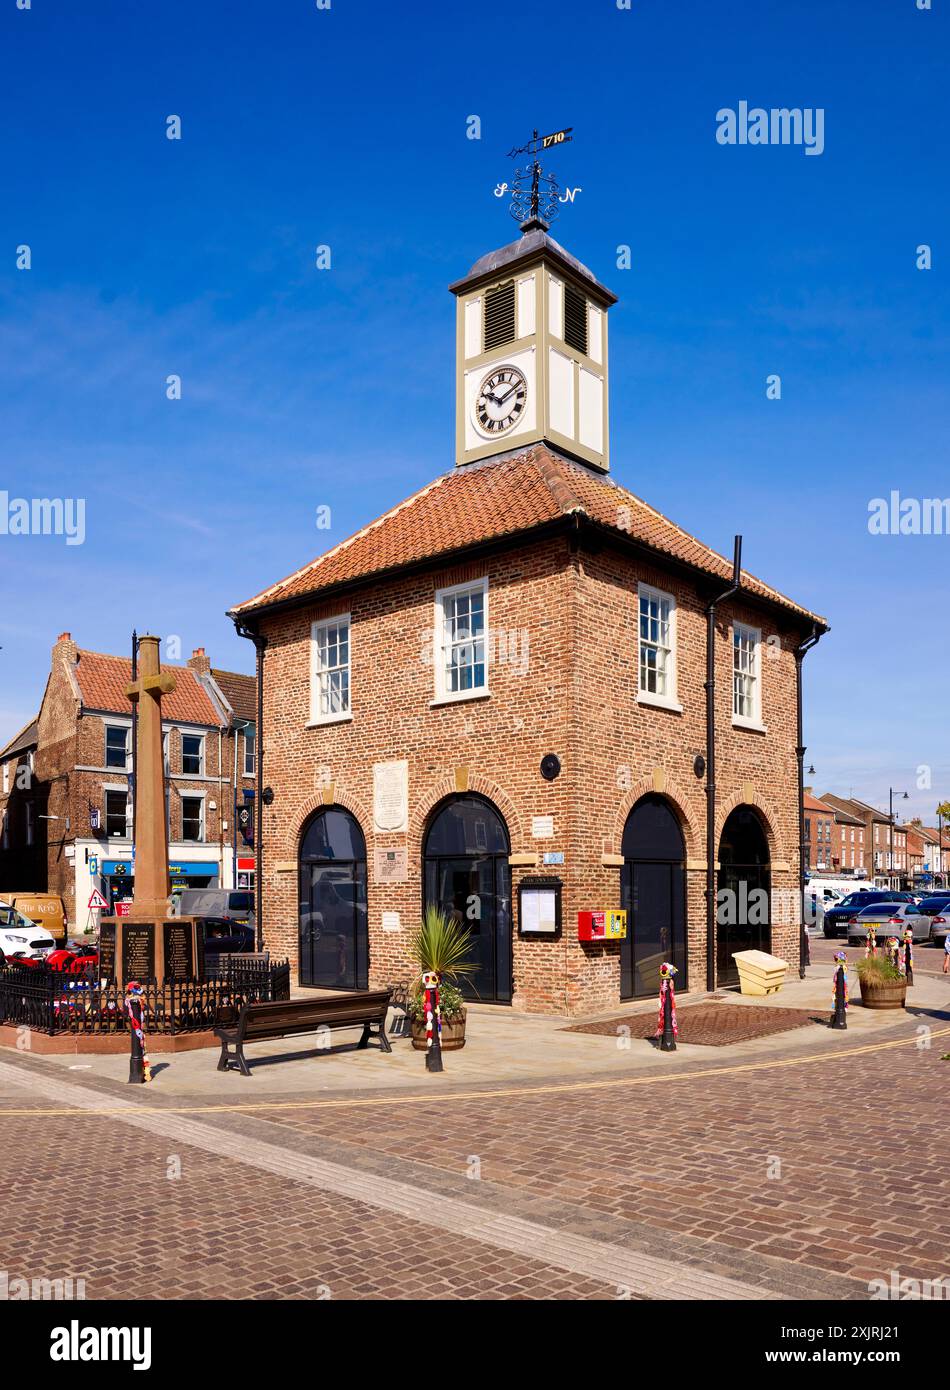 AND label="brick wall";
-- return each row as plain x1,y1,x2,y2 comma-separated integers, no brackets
255,530,805,1015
